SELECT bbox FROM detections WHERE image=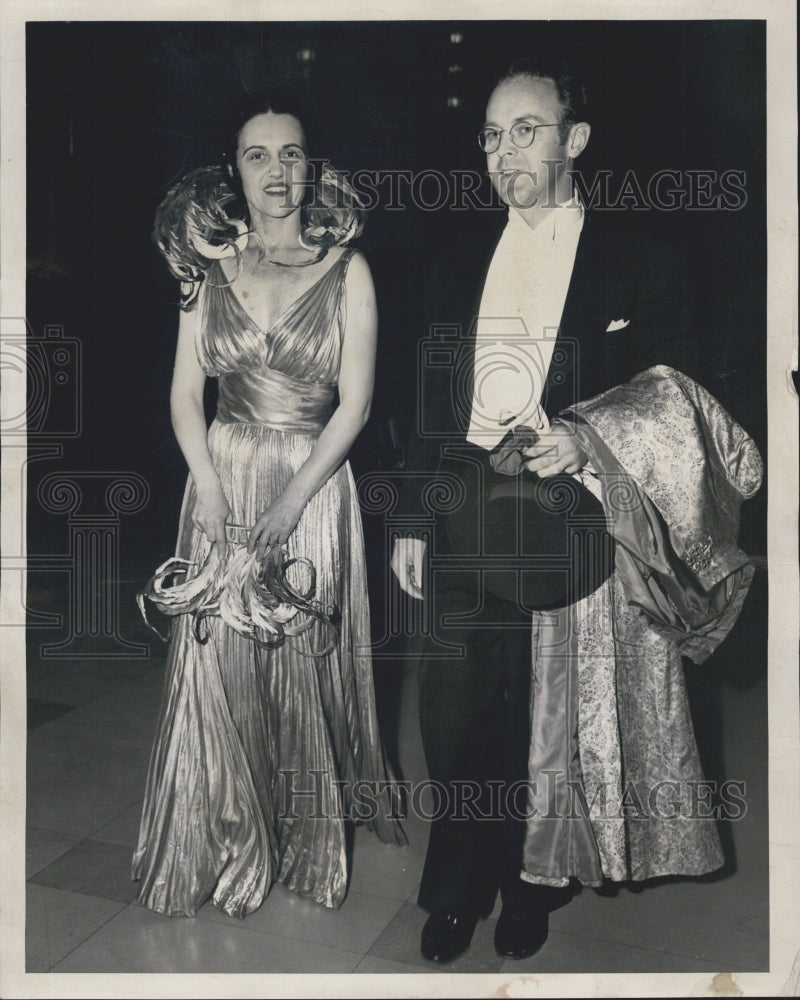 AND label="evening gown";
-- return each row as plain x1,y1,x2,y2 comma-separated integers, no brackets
132,248,405,917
